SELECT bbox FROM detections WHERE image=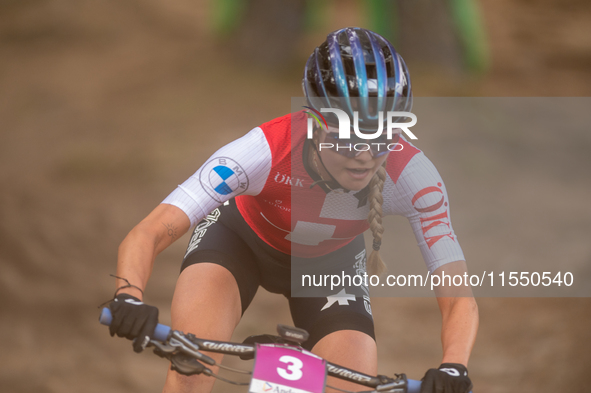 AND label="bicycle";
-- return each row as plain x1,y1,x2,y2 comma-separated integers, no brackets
100,308,473,393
